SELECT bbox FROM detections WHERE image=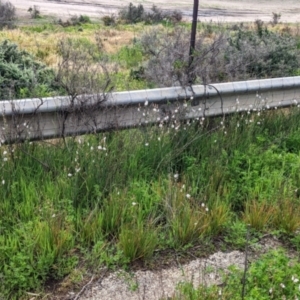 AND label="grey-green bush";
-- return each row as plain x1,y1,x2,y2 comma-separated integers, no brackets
0,40,58,100
139,23,300,87
225,22,300,79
